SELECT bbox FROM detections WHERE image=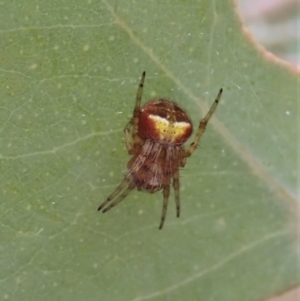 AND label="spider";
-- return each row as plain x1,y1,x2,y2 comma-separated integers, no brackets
98,71,223,229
